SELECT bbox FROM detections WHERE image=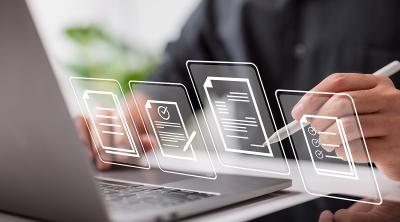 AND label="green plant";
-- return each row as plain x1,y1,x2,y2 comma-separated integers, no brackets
64,24,157,93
